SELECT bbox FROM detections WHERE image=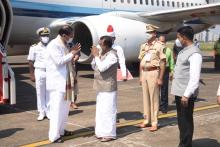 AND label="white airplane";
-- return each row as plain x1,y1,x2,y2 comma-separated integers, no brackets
3,0,220,63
